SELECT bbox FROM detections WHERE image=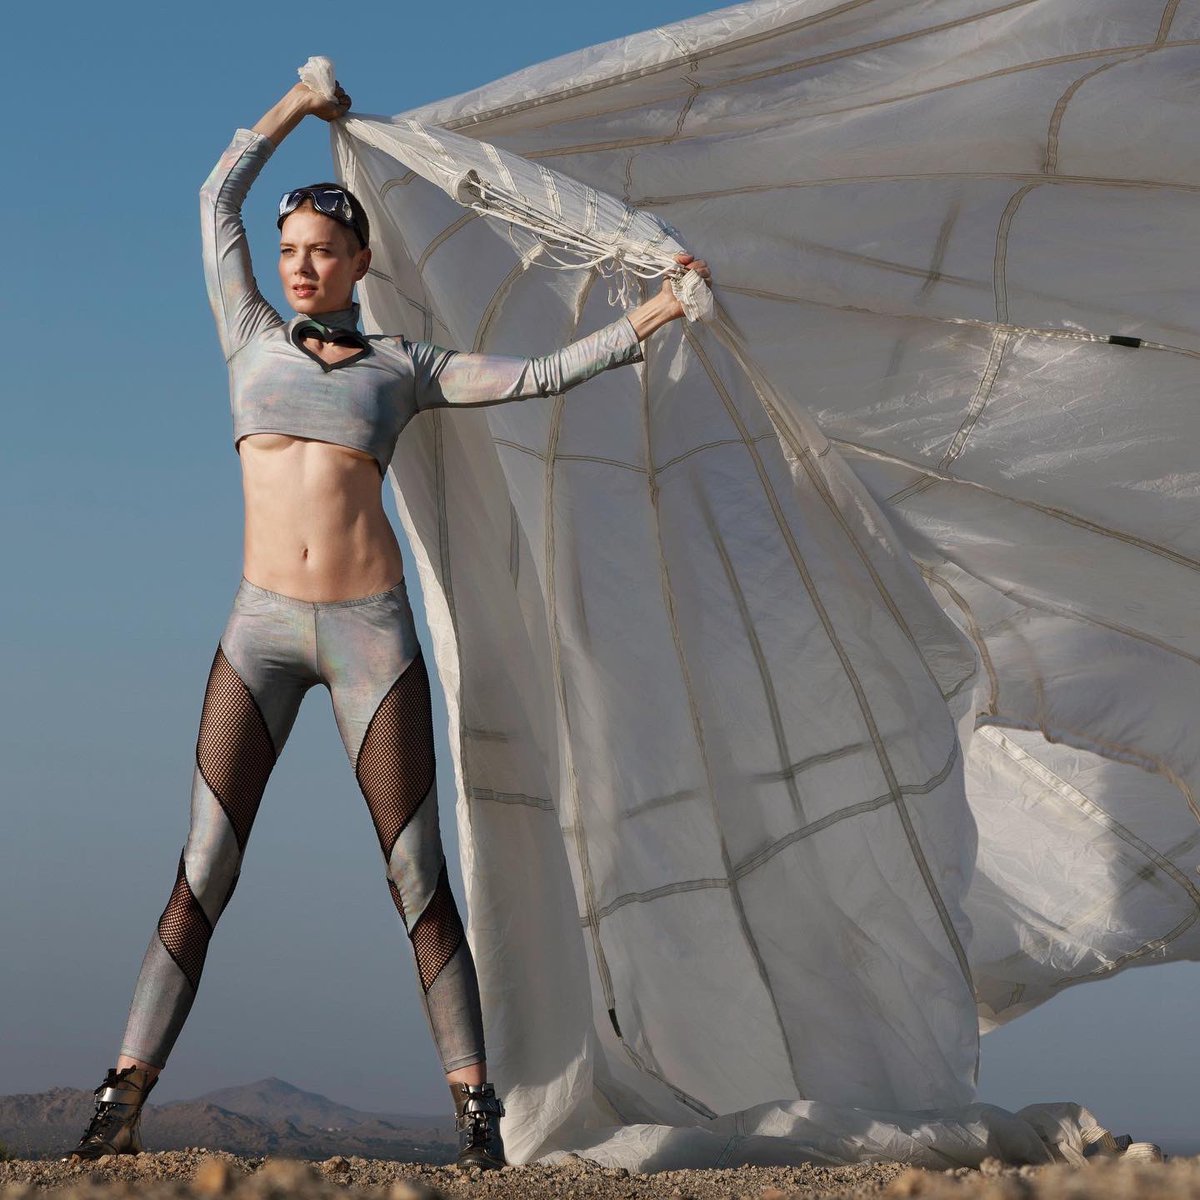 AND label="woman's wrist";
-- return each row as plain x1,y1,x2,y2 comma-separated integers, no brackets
251,85,316,147
625,290,679,341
